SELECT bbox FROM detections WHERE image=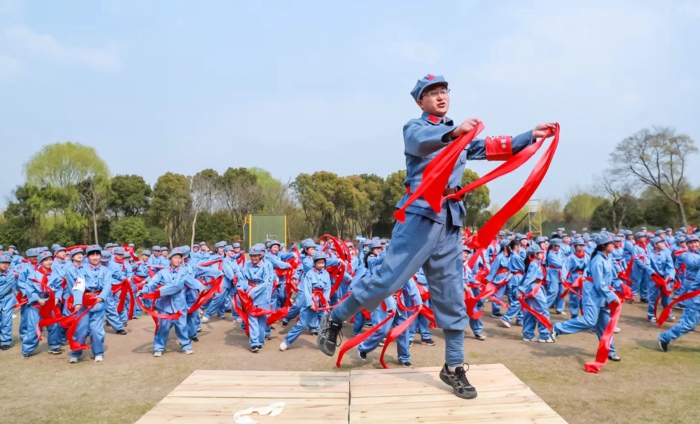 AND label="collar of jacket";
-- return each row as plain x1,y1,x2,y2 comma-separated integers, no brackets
421,112,453,125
